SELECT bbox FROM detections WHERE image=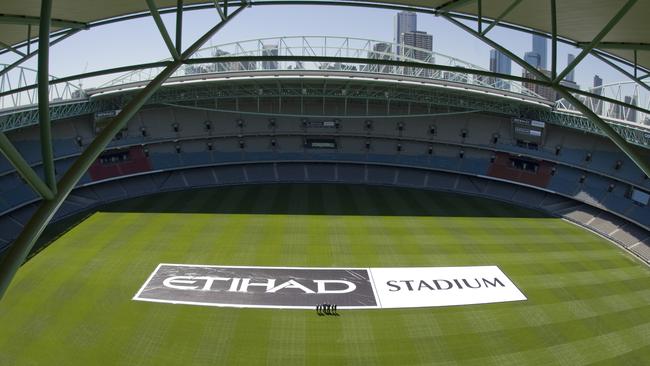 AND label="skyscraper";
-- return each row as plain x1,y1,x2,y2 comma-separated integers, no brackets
524,34,547,70
395,11,417,54
522,69,555,100
593,75,603,89
489,49,511,89
559,53,579,91
532,34,547,70
625,95,638,122
262,44,279,70
566,54,576,82
368,42,393,73
592,75,603,116
401,31,433,77
401,31,432,60
524,51,541,69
